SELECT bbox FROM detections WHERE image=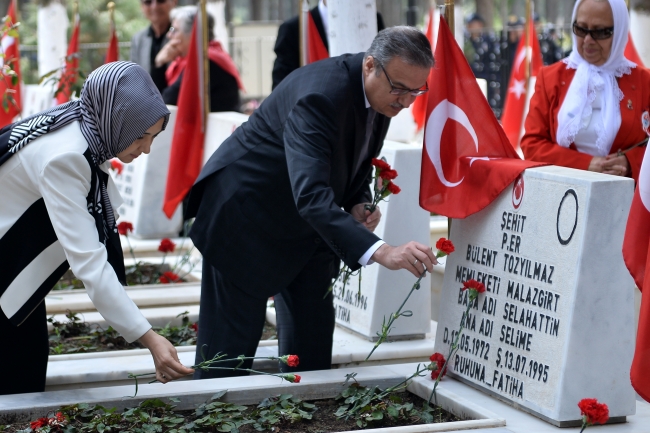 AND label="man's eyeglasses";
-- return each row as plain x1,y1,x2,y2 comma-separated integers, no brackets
167,27,177,36
142,0,168,6
572,22,614,40
377,62,428,97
